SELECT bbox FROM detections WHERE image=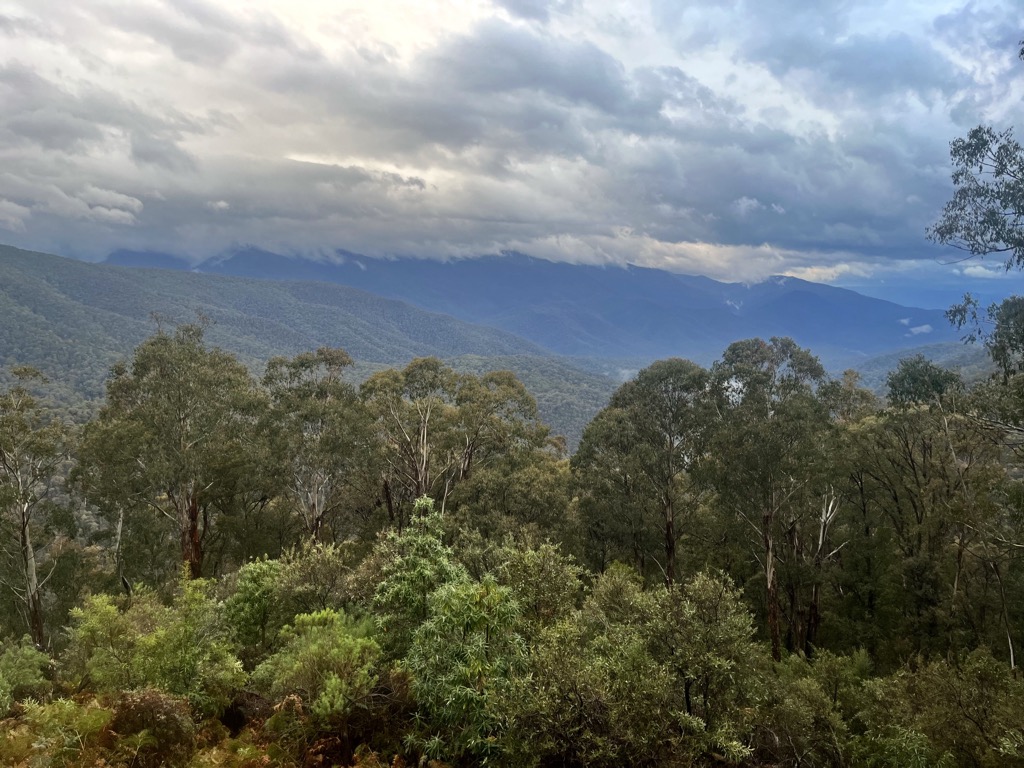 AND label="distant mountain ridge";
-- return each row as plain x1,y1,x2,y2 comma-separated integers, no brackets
1,244,620,445
106,247,959,368
0,243,982,447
